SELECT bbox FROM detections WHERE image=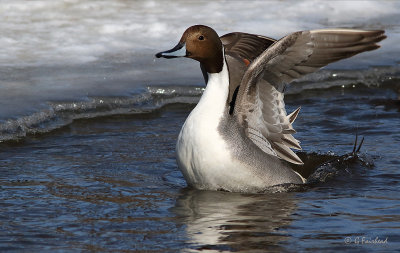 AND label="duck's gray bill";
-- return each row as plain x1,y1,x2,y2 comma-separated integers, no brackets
155,43,186,58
